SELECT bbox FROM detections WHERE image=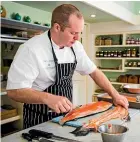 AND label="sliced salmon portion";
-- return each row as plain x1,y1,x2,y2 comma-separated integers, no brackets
71,105,130,136
59,101,112,125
